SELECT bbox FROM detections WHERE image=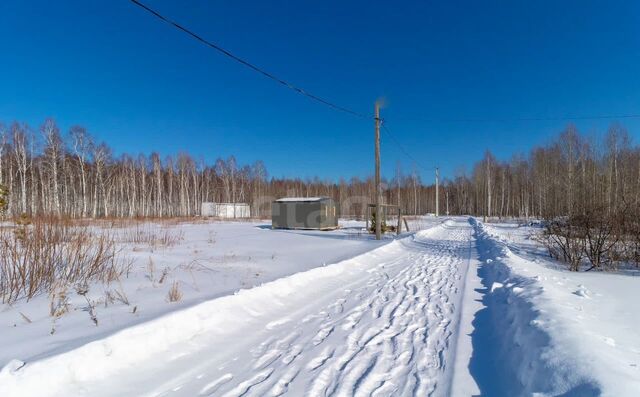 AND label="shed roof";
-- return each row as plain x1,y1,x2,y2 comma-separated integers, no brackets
275,197,330,203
